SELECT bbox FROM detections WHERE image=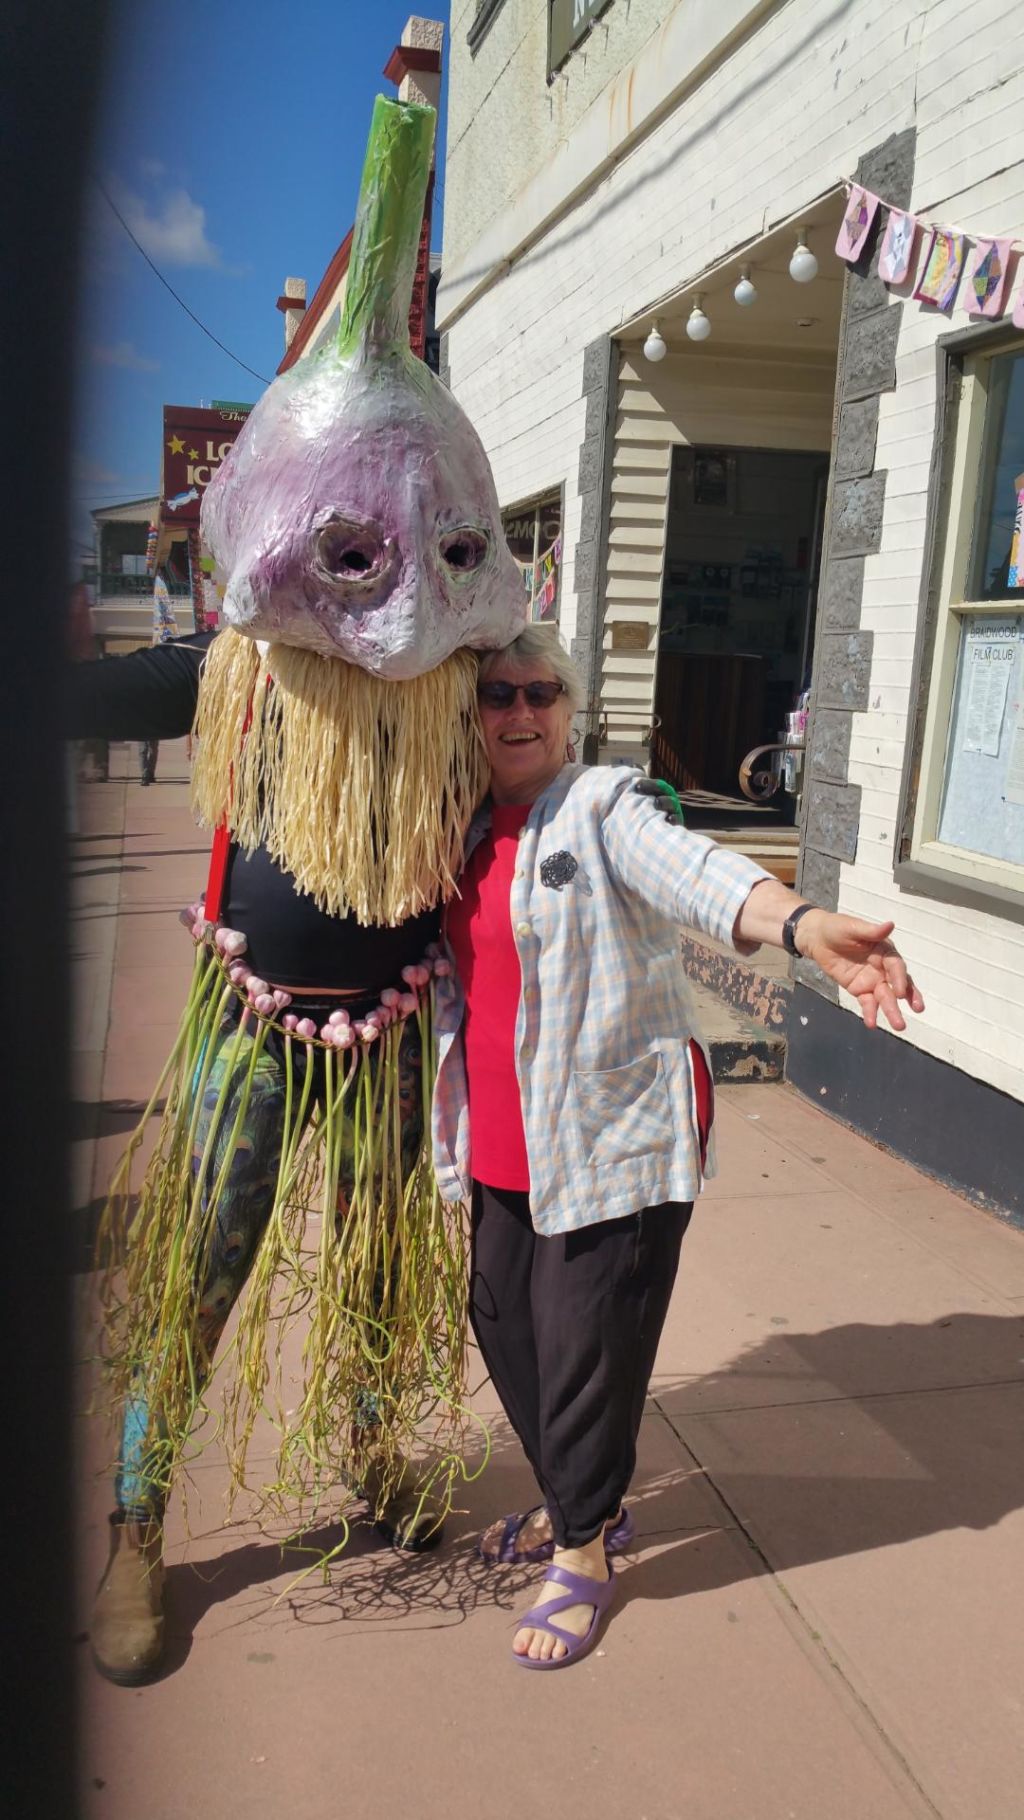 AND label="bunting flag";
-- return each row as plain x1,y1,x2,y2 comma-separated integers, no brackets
914,228,967,311
835,177,1023,325
878,209,918,284
835,185,880,262
967,238,1014,317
